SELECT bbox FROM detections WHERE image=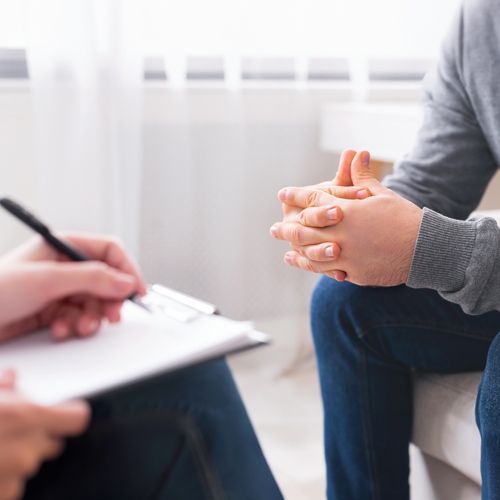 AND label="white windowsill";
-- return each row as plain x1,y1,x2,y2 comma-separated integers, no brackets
0,78,423,94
